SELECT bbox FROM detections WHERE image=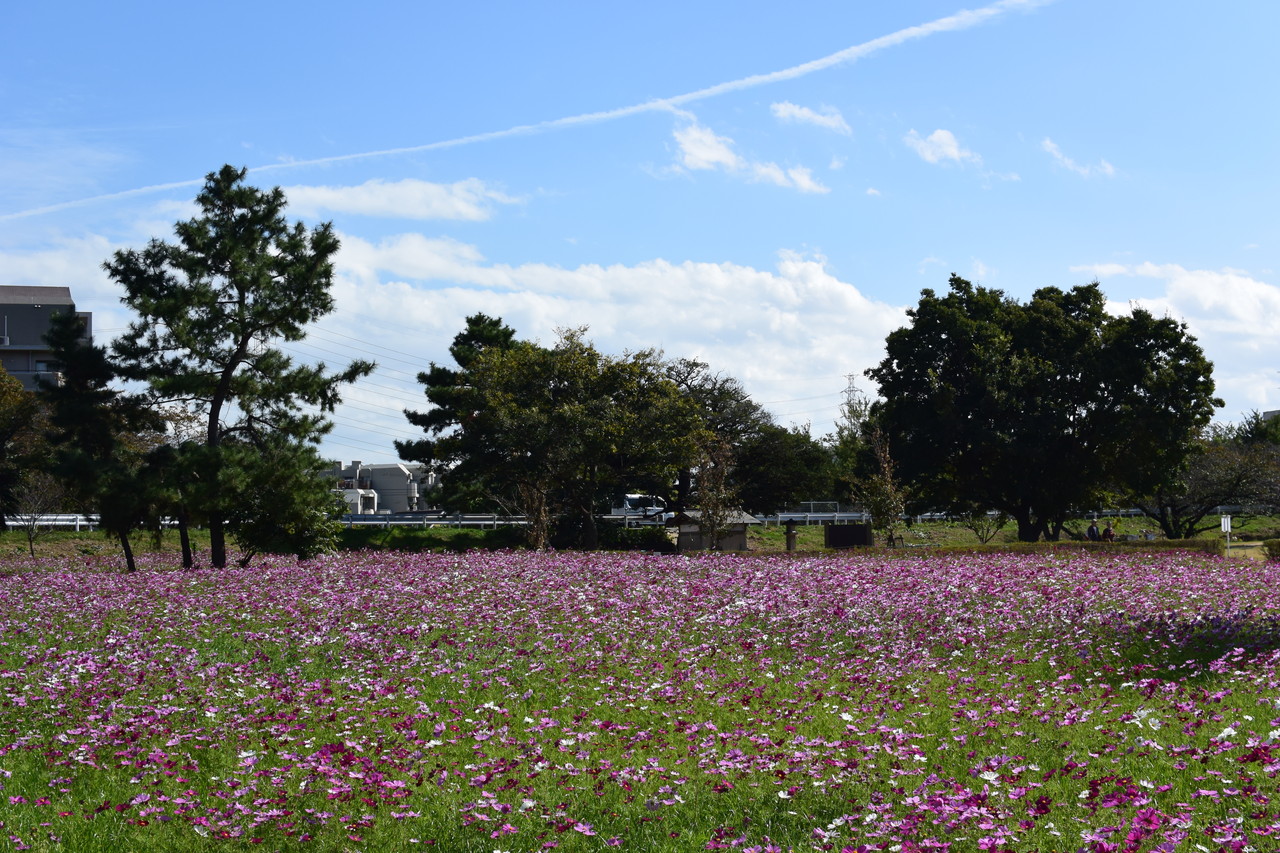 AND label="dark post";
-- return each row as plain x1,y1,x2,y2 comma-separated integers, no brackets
785,519,798,552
